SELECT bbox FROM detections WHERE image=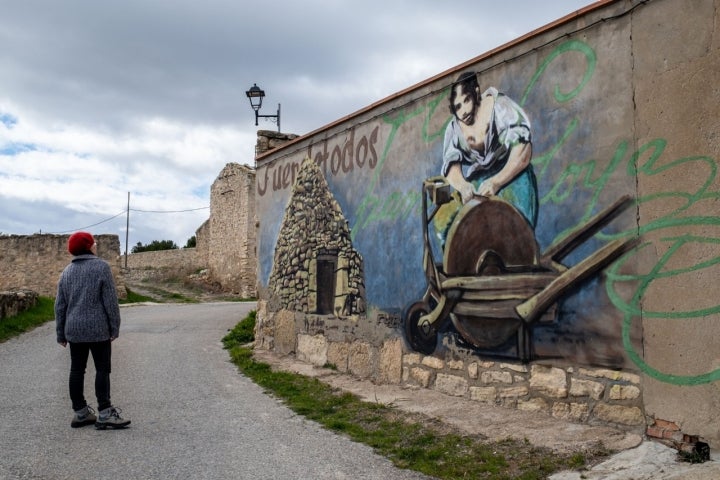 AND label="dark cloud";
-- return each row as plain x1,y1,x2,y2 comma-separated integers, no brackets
0,0,592,247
